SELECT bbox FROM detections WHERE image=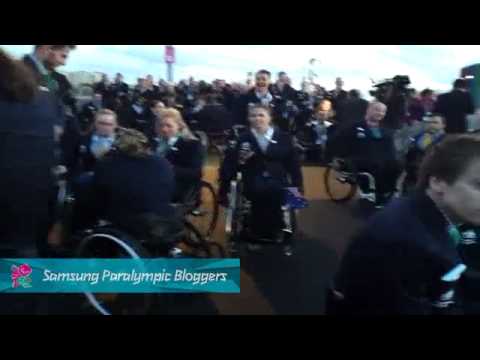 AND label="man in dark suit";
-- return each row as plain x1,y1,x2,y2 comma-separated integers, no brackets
434,78,475,134
111,73,129,100
44,46,81,171
271,72,297,102
22,45,52,88
329,77,349,122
